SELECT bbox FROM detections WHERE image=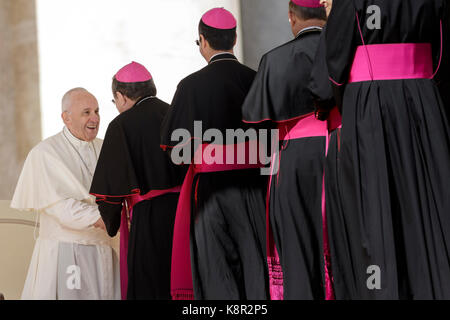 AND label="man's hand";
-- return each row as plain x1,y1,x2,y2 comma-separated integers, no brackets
93,217,106,231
